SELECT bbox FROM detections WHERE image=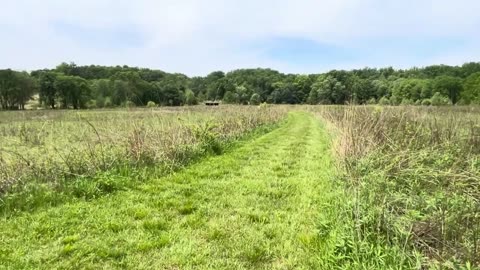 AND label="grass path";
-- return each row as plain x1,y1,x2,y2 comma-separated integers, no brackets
0,112,349,269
